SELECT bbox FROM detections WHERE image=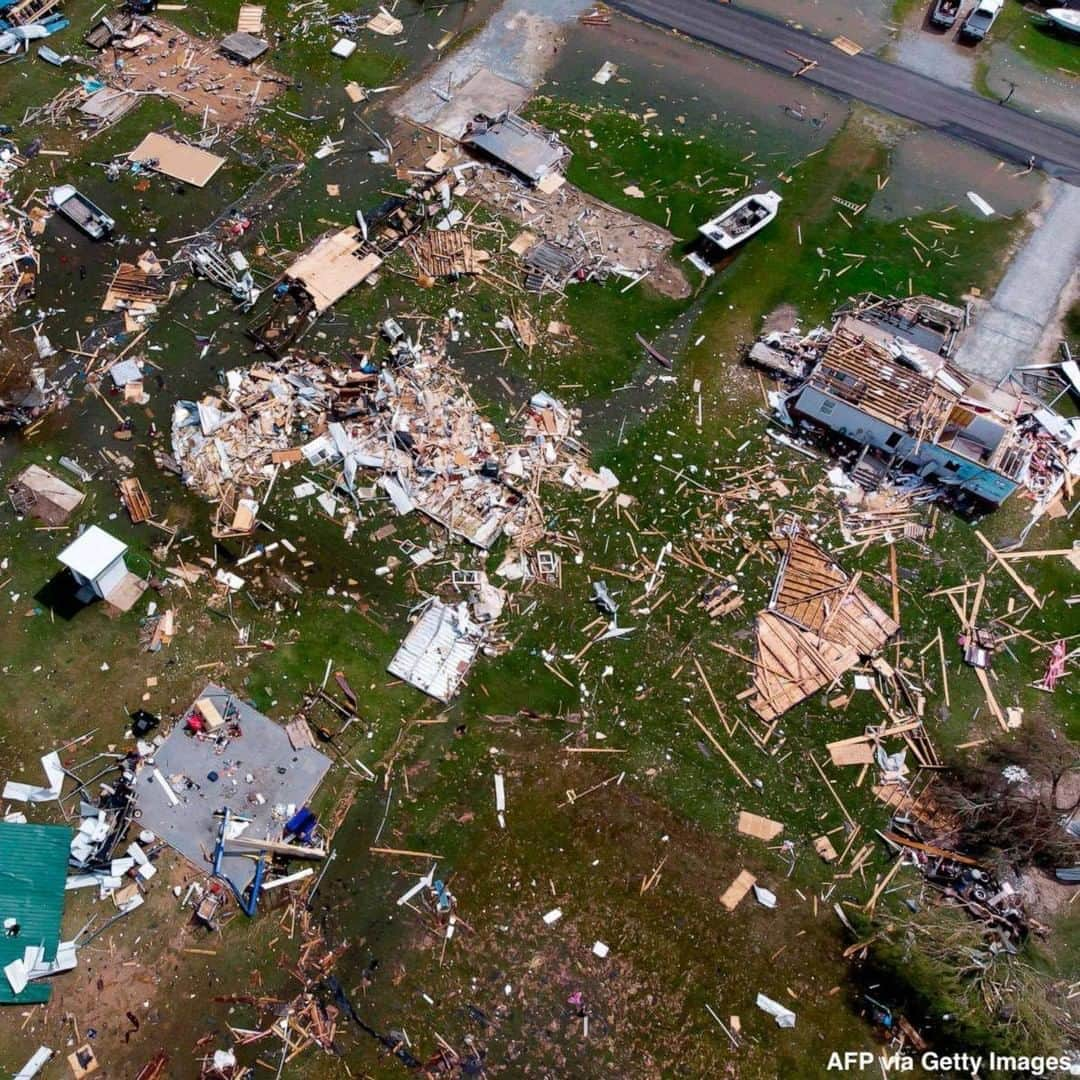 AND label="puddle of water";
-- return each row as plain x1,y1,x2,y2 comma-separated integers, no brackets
738,0,896,53
869,127,1046,220
547,14,844,157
